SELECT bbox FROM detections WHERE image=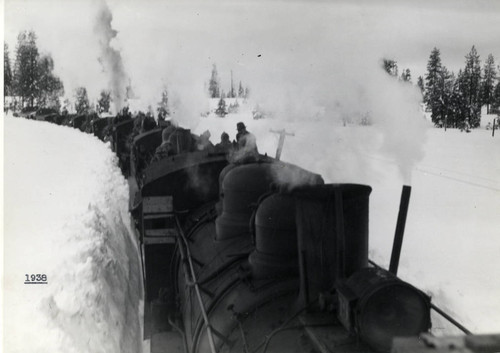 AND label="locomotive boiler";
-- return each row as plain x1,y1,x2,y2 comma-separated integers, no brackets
128,126,432,353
